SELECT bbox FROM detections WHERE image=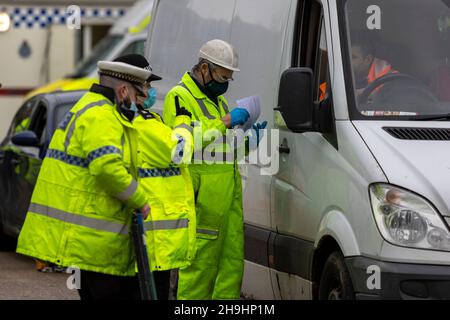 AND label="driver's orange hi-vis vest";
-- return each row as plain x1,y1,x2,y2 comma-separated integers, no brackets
367,58,394,83
319,58,395,101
